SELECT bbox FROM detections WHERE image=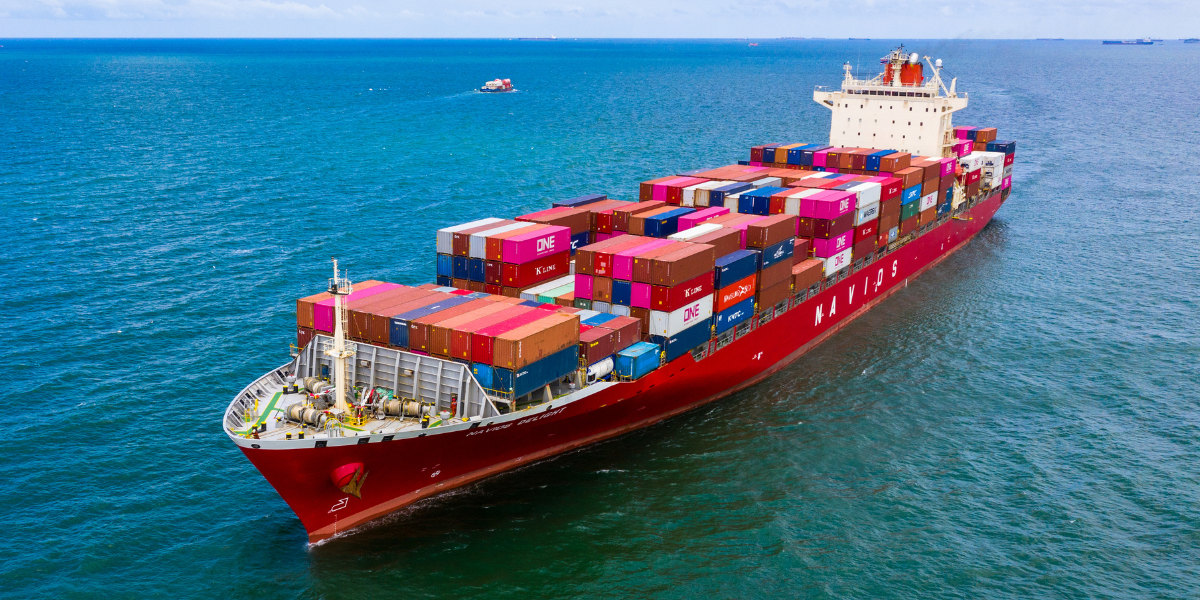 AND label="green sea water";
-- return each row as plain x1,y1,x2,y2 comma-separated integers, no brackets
2,39,1198,599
